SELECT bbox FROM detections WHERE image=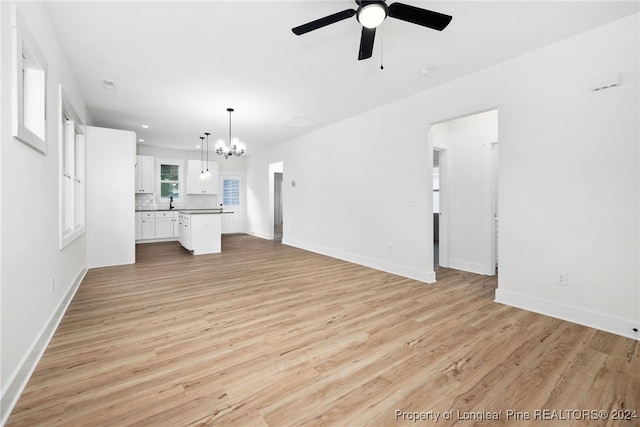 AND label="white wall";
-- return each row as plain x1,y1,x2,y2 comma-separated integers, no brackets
86,126,136,268
1,2,89,422
245,14,639,338
430,110,498,275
